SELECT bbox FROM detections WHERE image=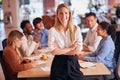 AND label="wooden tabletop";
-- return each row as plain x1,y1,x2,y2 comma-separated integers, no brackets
18,55,111,78
80,62,111,76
